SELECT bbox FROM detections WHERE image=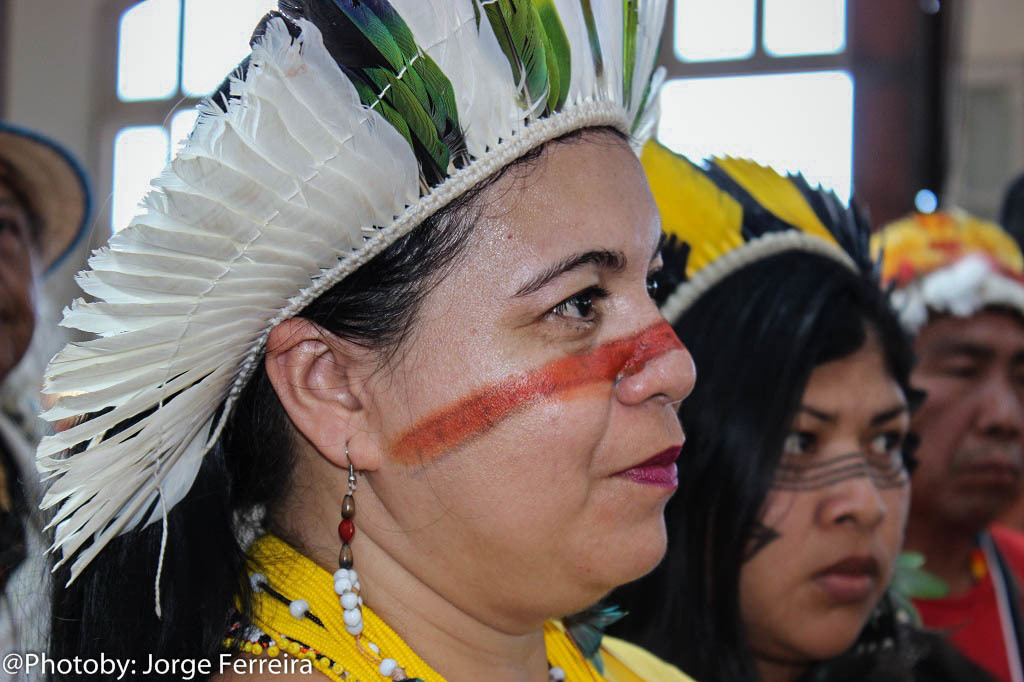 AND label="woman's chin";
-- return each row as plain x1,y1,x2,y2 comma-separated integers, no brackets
798,621,869,662
601,514,670,589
